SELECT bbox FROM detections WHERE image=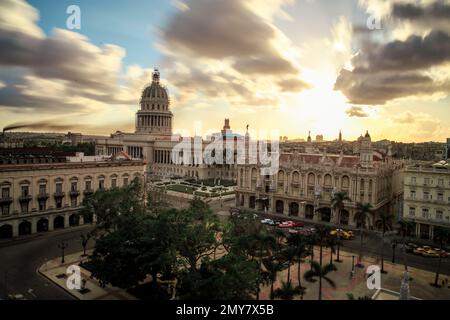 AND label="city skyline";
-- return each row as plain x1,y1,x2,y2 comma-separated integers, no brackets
0,0,449,142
